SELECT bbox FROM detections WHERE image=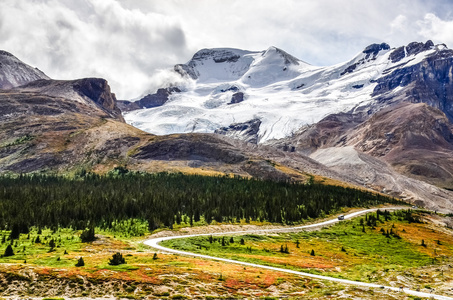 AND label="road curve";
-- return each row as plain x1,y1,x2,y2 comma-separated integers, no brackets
144,207,453,300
